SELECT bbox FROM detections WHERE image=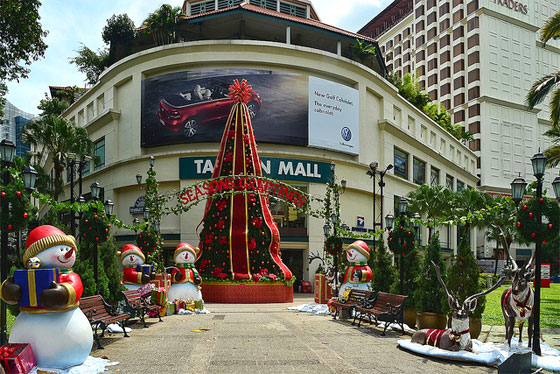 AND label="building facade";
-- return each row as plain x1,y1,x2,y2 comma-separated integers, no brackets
360,0,560,259
56,1,478,286
1,100,34,157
